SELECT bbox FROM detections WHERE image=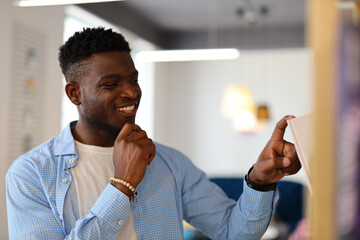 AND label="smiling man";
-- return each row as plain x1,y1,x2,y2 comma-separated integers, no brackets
6,27,301,240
